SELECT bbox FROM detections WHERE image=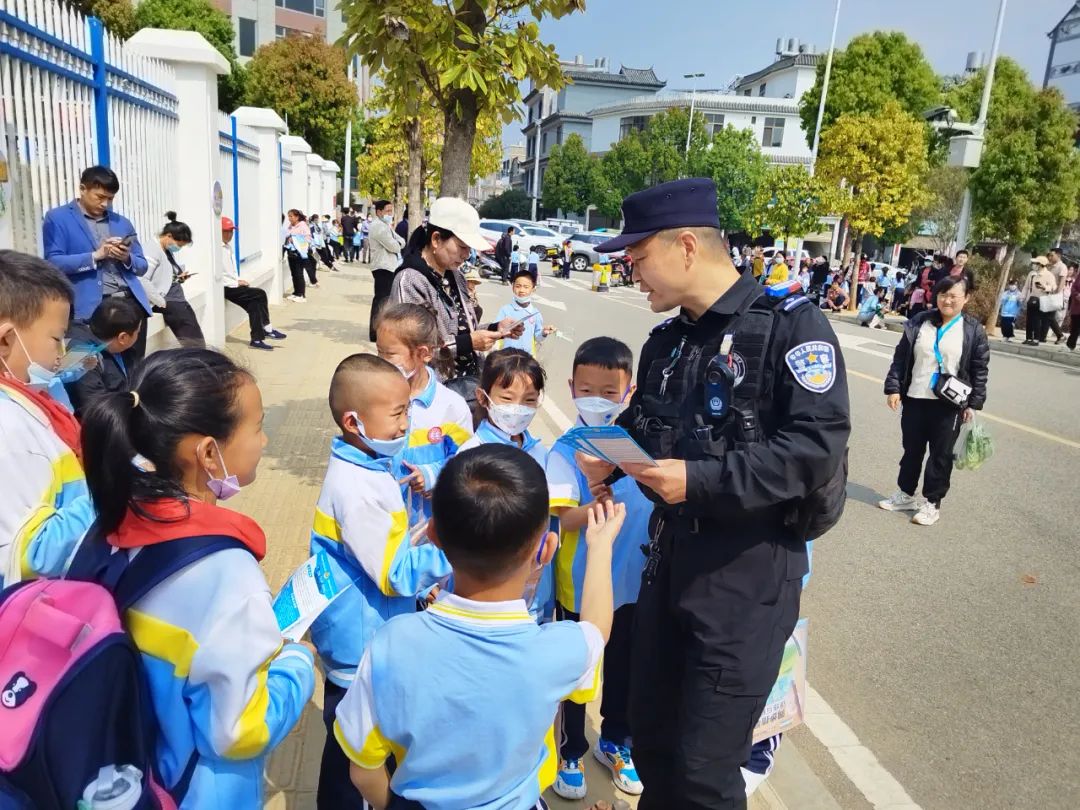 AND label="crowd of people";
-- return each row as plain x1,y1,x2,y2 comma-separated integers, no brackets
0,173,855,810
